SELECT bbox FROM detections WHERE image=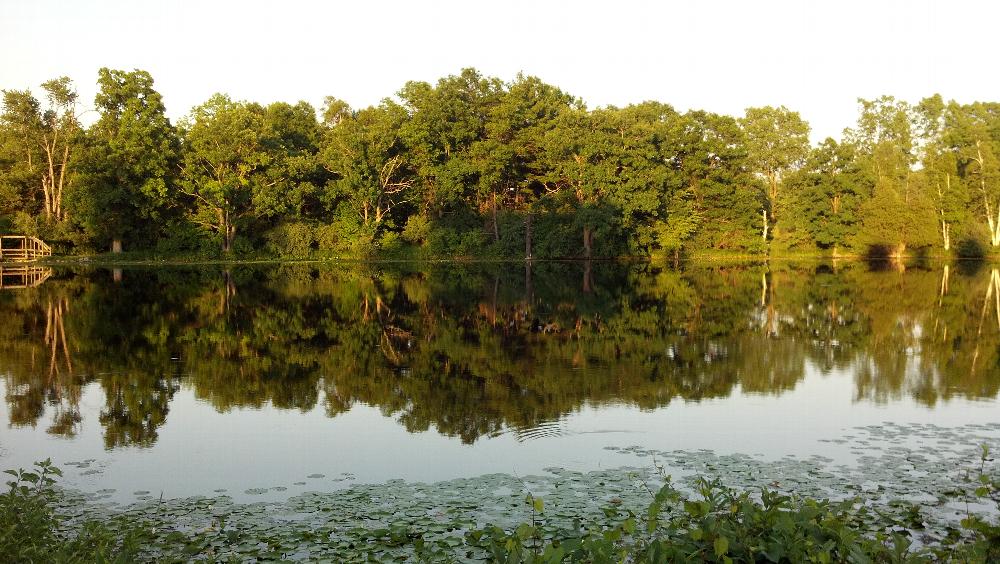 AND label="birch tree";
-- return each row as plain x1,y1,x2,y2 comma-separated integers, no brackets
0,77,80,224
941,101,1000,248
